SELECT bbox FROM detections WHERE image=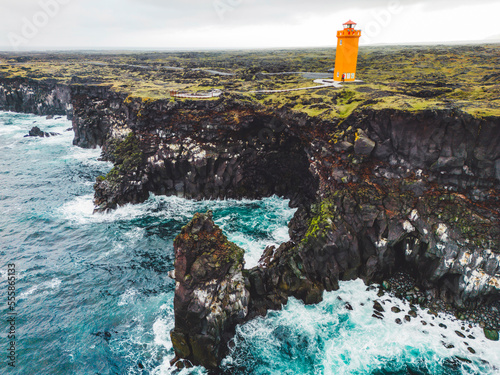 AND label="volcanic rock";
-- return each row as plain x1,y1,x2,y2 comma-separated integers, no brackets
170,211,249,369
